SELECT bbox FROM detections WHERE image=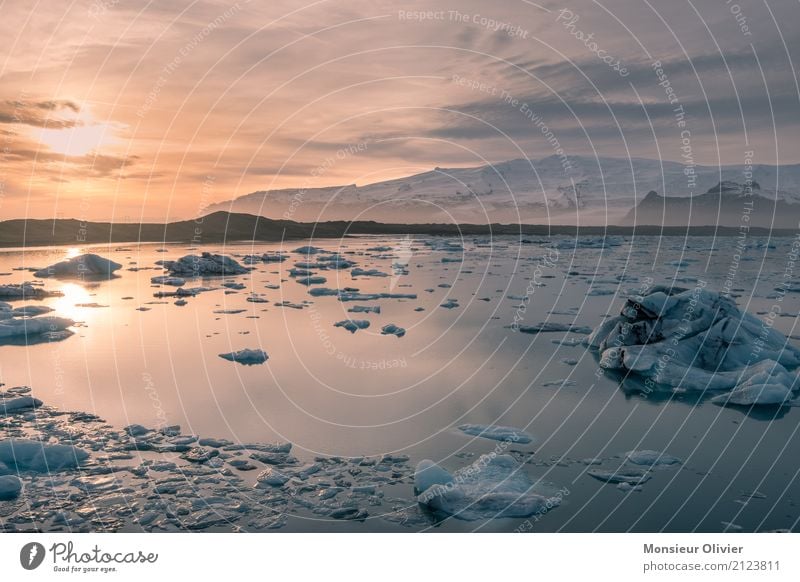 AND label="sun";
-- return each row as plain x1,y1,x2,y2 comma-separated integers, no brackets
36,123,119,157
